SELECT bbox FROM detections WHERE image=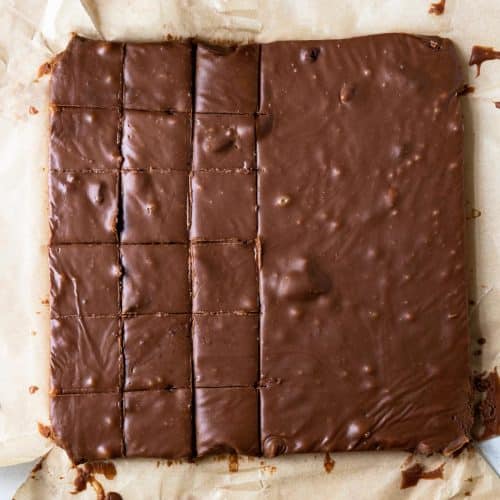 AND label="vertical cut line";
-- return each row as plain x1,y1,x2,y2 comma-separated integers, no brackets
188,41,198,459
255,44,263,455
117,42,127,458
